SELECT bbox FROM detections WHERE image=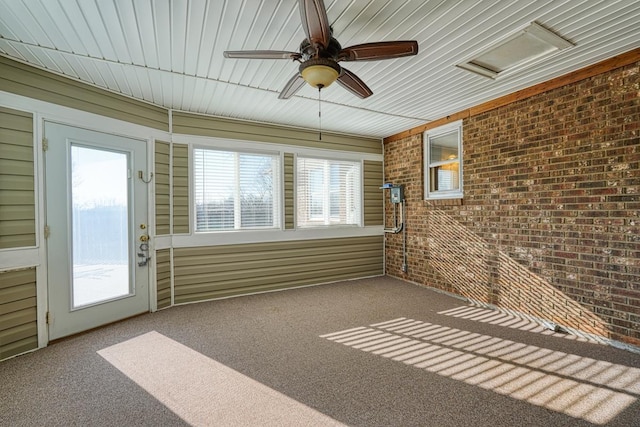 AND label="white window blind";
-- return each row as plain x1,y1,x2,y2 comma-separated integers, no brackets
194,148,280,231
297,157,361,227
